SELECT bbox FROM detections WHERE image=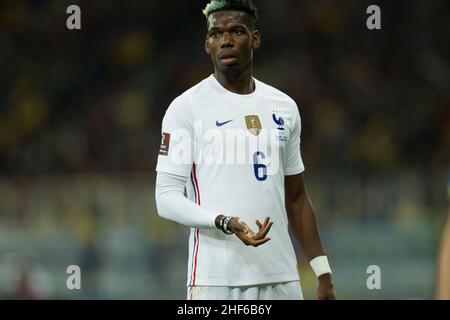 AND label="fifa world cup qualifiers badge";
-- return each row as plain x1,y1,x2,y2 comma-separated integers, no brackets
159,133,170,156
